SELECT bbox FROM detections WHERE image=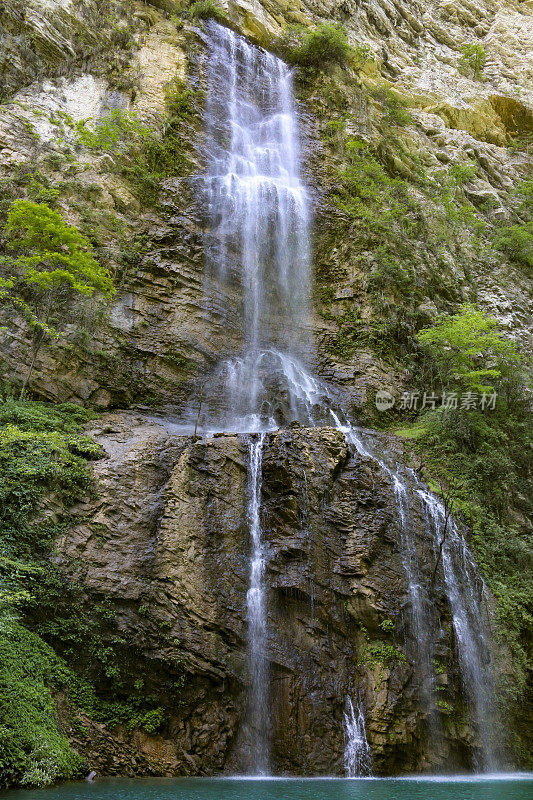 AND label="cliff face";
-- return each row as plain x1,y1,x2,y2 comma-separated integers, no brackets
0,0,531,411
0,0,530,782
52,412,486,774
